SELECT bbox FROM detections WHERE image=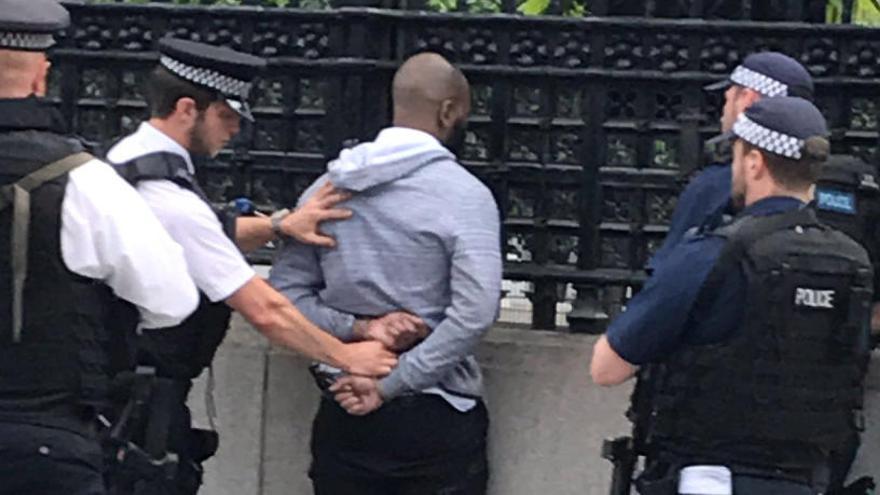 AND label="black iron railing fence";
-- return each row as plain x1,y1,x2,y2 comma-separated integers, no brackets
53,2,880,330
